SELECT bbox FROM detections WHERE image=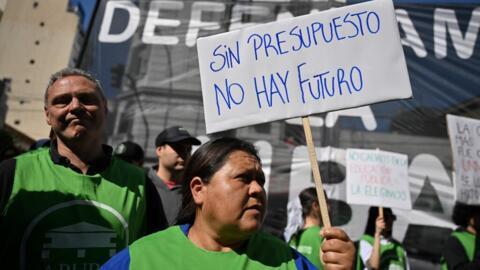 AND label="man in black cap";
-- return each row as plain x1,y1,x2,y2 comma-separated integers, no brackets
148,126,201,227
